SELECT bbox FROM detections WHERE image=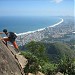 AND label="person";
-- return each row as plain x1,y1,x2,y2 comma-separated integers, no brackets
0,29,19,52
